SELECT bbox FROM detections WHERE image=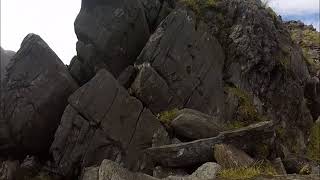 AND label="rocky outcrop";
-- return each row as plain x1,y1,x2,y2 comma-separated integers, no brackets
51,69,165,176
0,34,78,156
198,0,312,156
171,109,225,140
286,20,320,77
71,0,150,84
134,8,225,115
146,121,274,167
0,47,15,81
286,21,320,120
